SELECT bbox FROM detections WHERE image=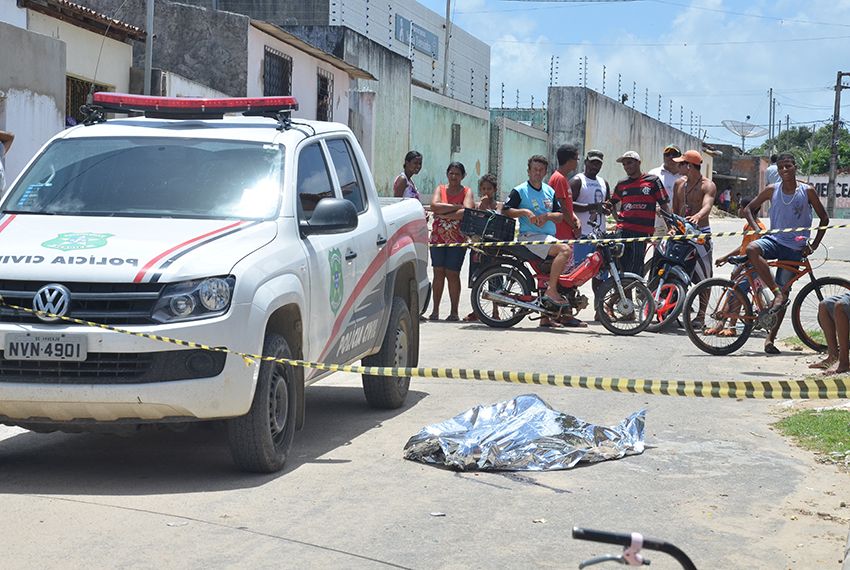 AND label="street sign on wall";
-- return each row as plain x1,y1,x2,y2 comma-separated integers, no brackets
395,15,439,59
